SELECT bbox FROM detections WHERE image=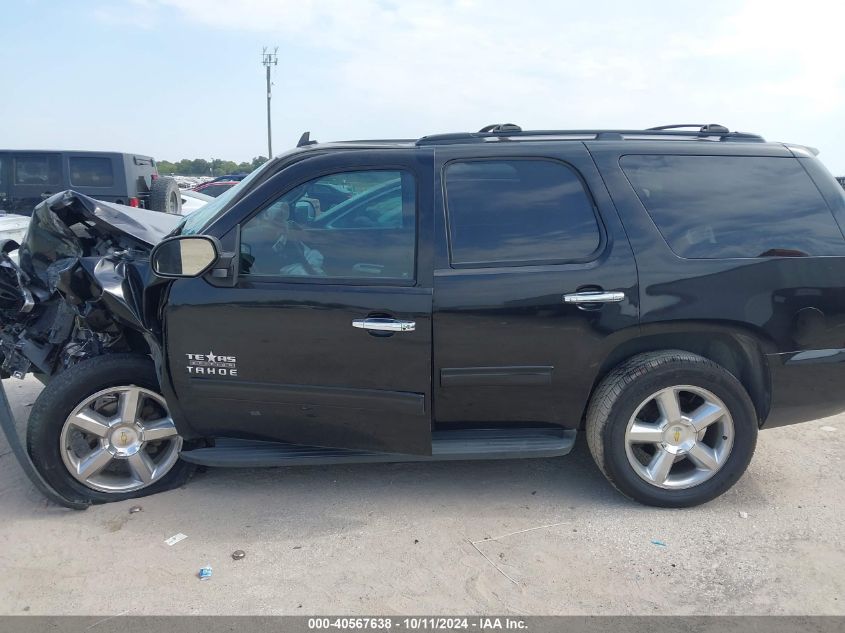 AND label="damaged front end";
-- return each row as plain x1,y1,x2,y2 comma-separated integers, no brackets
0,191,181,381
